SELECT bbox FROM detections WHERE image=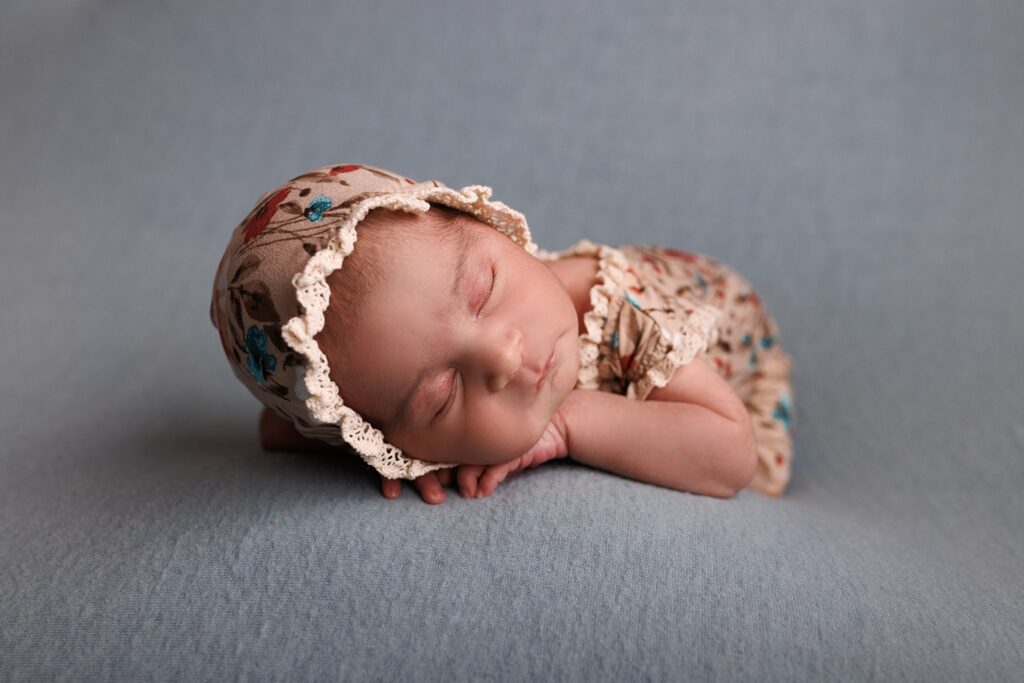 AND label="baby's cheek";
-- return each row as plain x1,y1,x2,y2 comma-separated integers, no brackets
452,427,515,465
385,427,449,464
